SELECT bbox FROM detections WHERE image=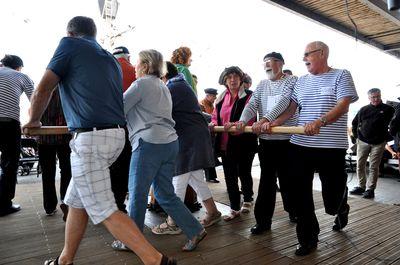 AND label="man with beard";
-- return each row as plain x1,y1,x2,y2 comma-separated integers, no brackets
265,42,358,256
236,52,298,234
